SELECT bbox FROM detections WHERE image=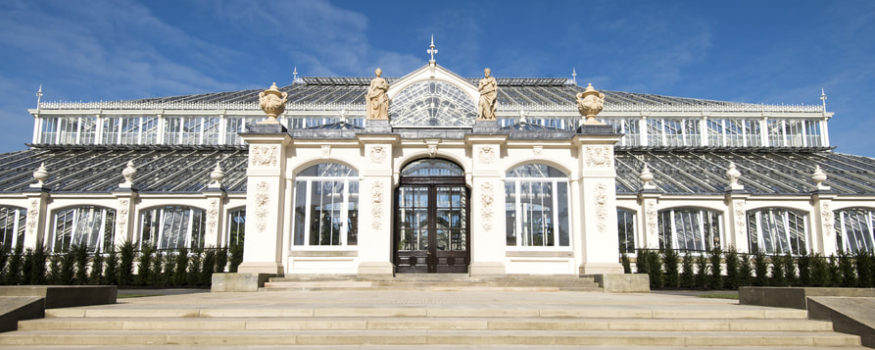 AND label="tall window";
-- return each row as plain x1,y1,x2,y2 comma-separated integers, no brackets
604,118,640,146
293,163,359,246
0,207,26,249
707,119,762,147
139,206,206,250
834,208,874,253
647,118,700,147
51,206,115,253
225,116,258,145
505,164,570,248
658,208,722,251
227,208,245,247
617,209,637,253
747,208,807,255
